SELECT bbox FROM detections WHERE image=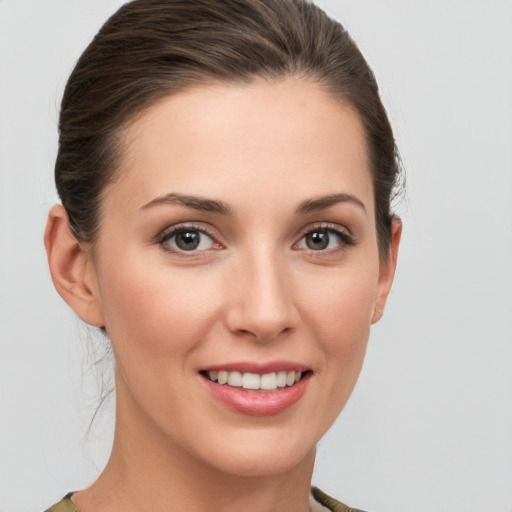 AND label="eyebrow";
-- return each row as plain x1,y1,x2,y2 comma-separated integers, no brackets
140,192,232,215
140,191,366,217
296,193,367,215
